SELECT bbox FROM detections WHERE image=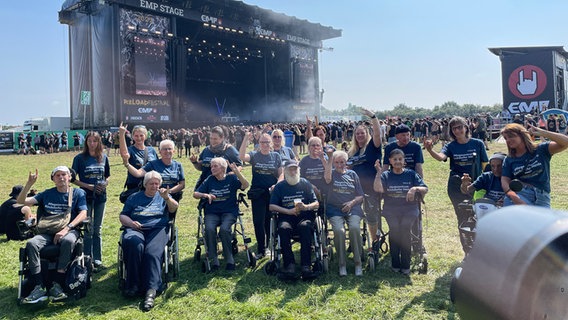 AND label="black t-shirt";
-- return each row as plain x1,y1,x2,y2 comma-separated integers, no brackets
0,198,25,240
